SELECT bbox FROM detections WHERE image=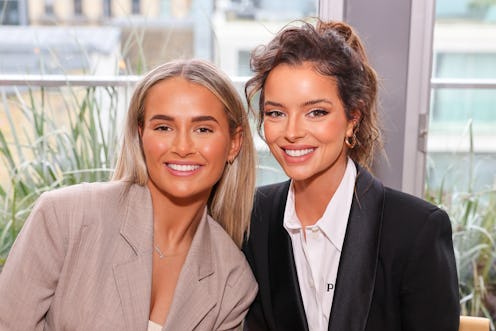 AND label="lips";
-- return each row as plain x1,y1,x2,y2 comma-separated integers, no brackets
284,148,315,157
